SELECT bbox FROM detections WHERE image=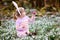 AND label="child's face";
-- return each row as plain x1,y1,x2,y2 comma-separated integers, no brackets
20,9,26,16
16,7,26,17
